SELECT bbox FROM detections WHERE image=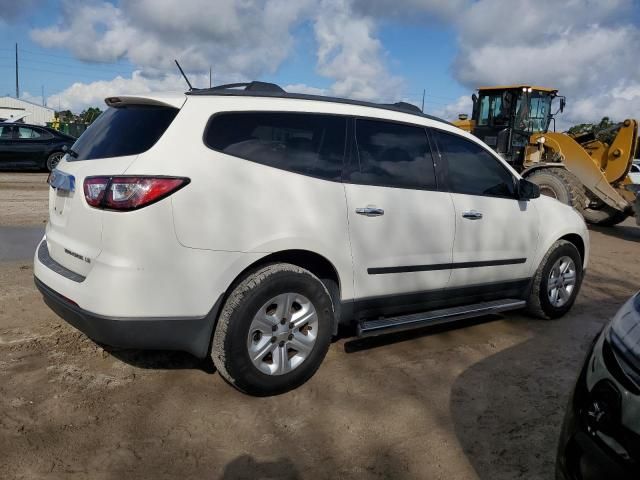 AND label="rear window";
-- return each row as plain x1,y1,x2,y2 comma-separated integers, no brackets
204,112,346,181
69,105,178,161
